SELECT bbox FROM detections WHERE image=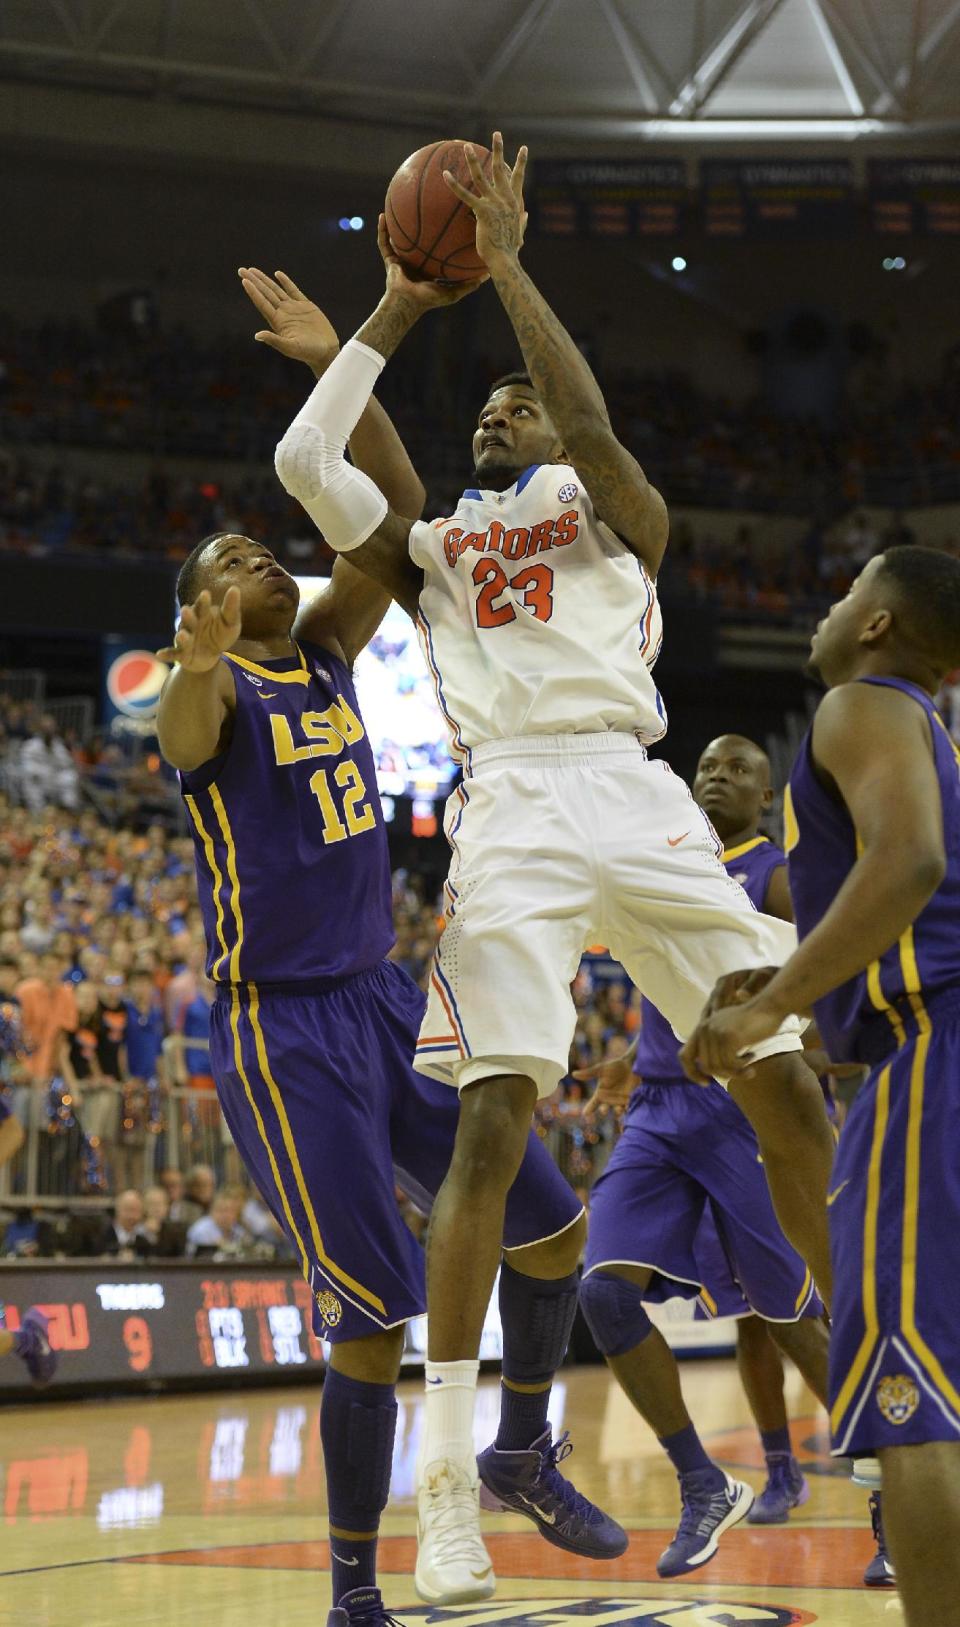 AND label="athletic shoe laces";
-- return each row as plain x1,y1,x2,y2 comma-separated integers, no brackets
420,1463,489,1566
538,1432,602,1529
346,1604,405,1627
675,1471,731,1544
